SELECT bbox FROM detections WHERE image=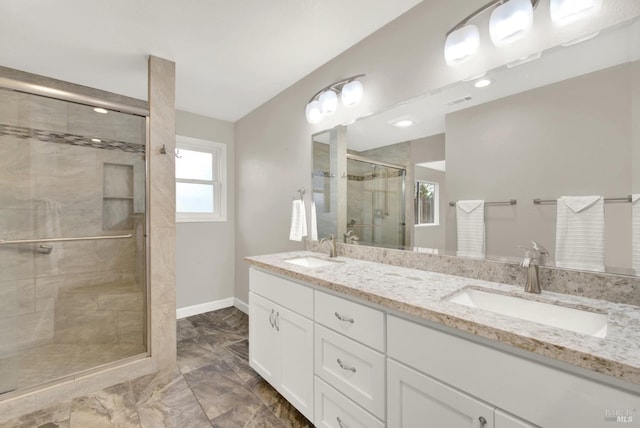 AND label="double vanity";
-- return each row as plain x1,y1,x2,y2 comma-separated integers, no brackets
246,250,640,428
